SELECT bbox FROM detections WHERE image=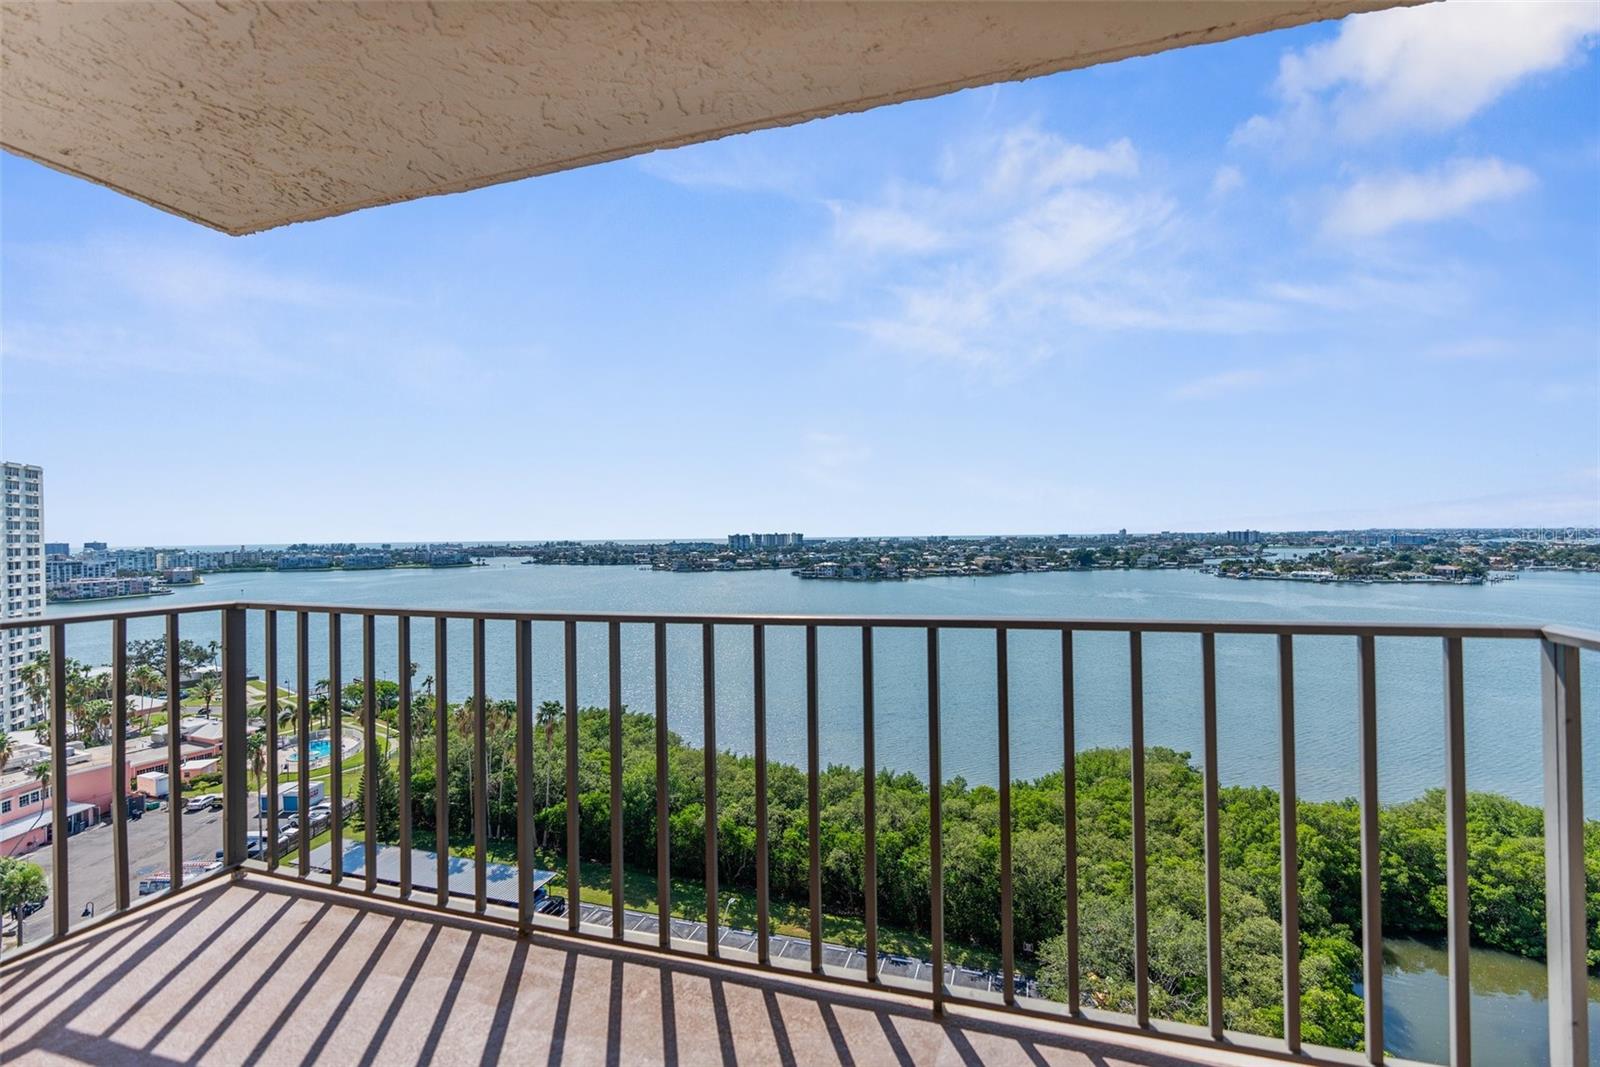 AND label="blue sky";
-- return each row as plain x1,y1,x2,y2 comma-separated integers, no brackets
3,3,1597,545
